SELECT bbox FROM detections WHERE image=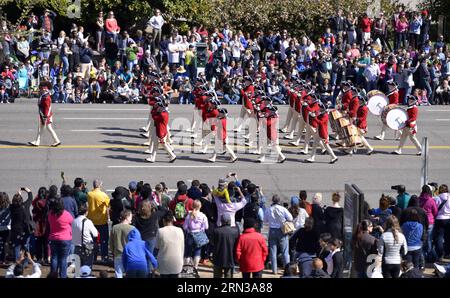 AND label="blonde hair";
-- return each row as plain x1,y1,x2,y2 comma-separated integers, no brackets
190,200,202,219
313,193,323,204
